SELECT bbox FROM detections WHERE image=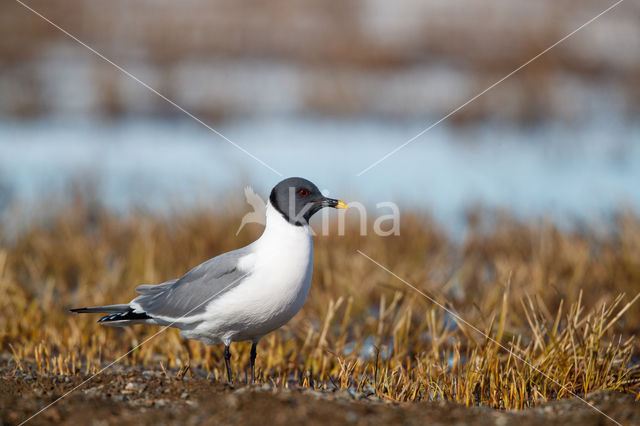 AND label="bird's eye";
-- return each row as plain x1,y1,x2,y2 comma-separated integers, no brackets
298,189,309,197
